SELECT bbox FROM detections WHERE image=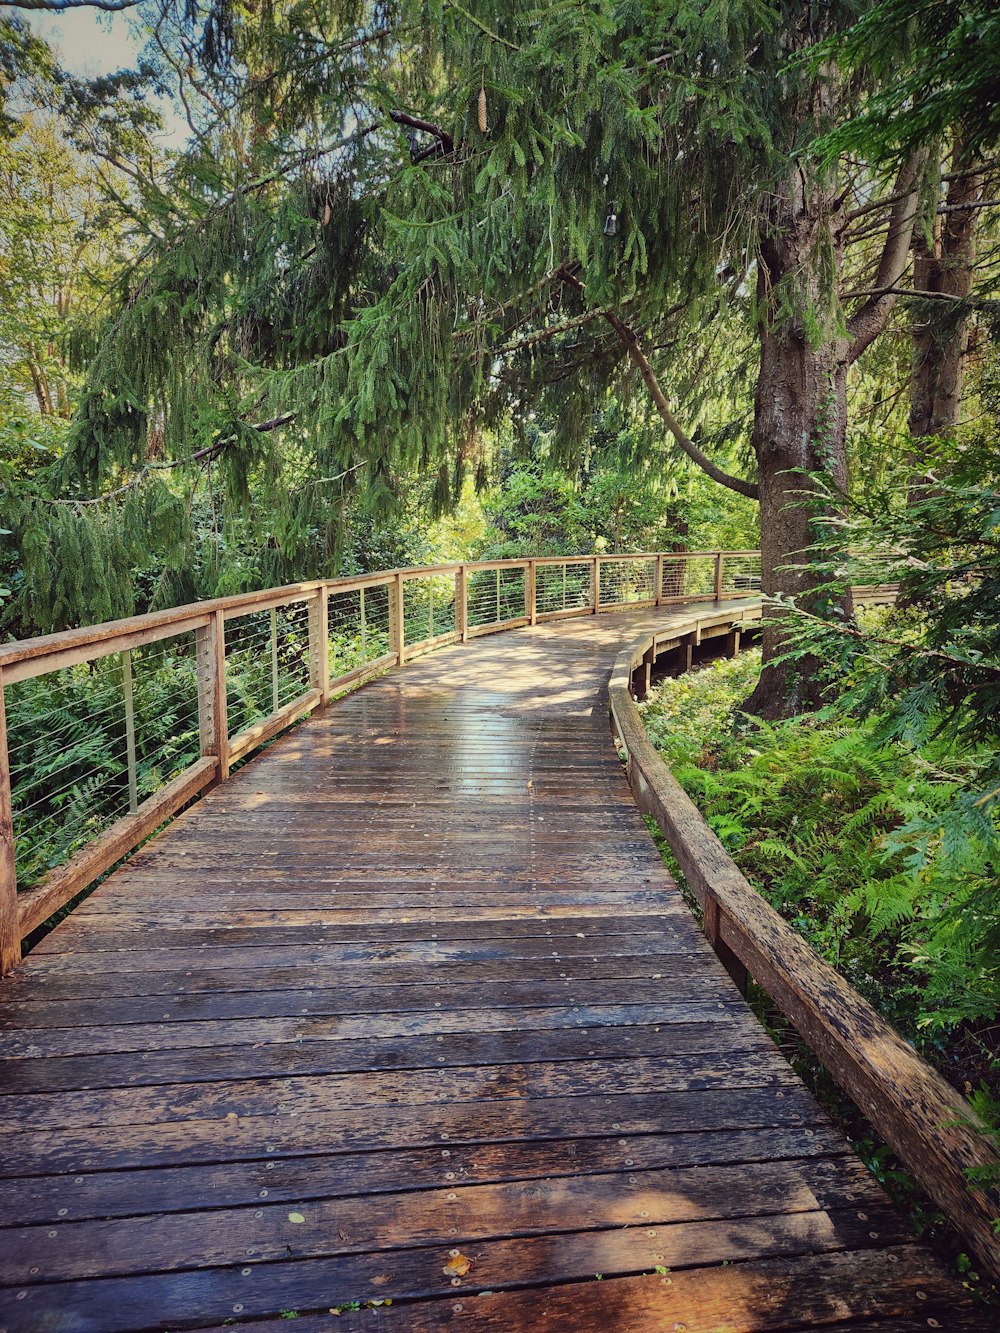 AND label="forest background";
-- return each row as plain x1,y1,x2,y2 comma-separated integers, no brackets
2,0,1000,1270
